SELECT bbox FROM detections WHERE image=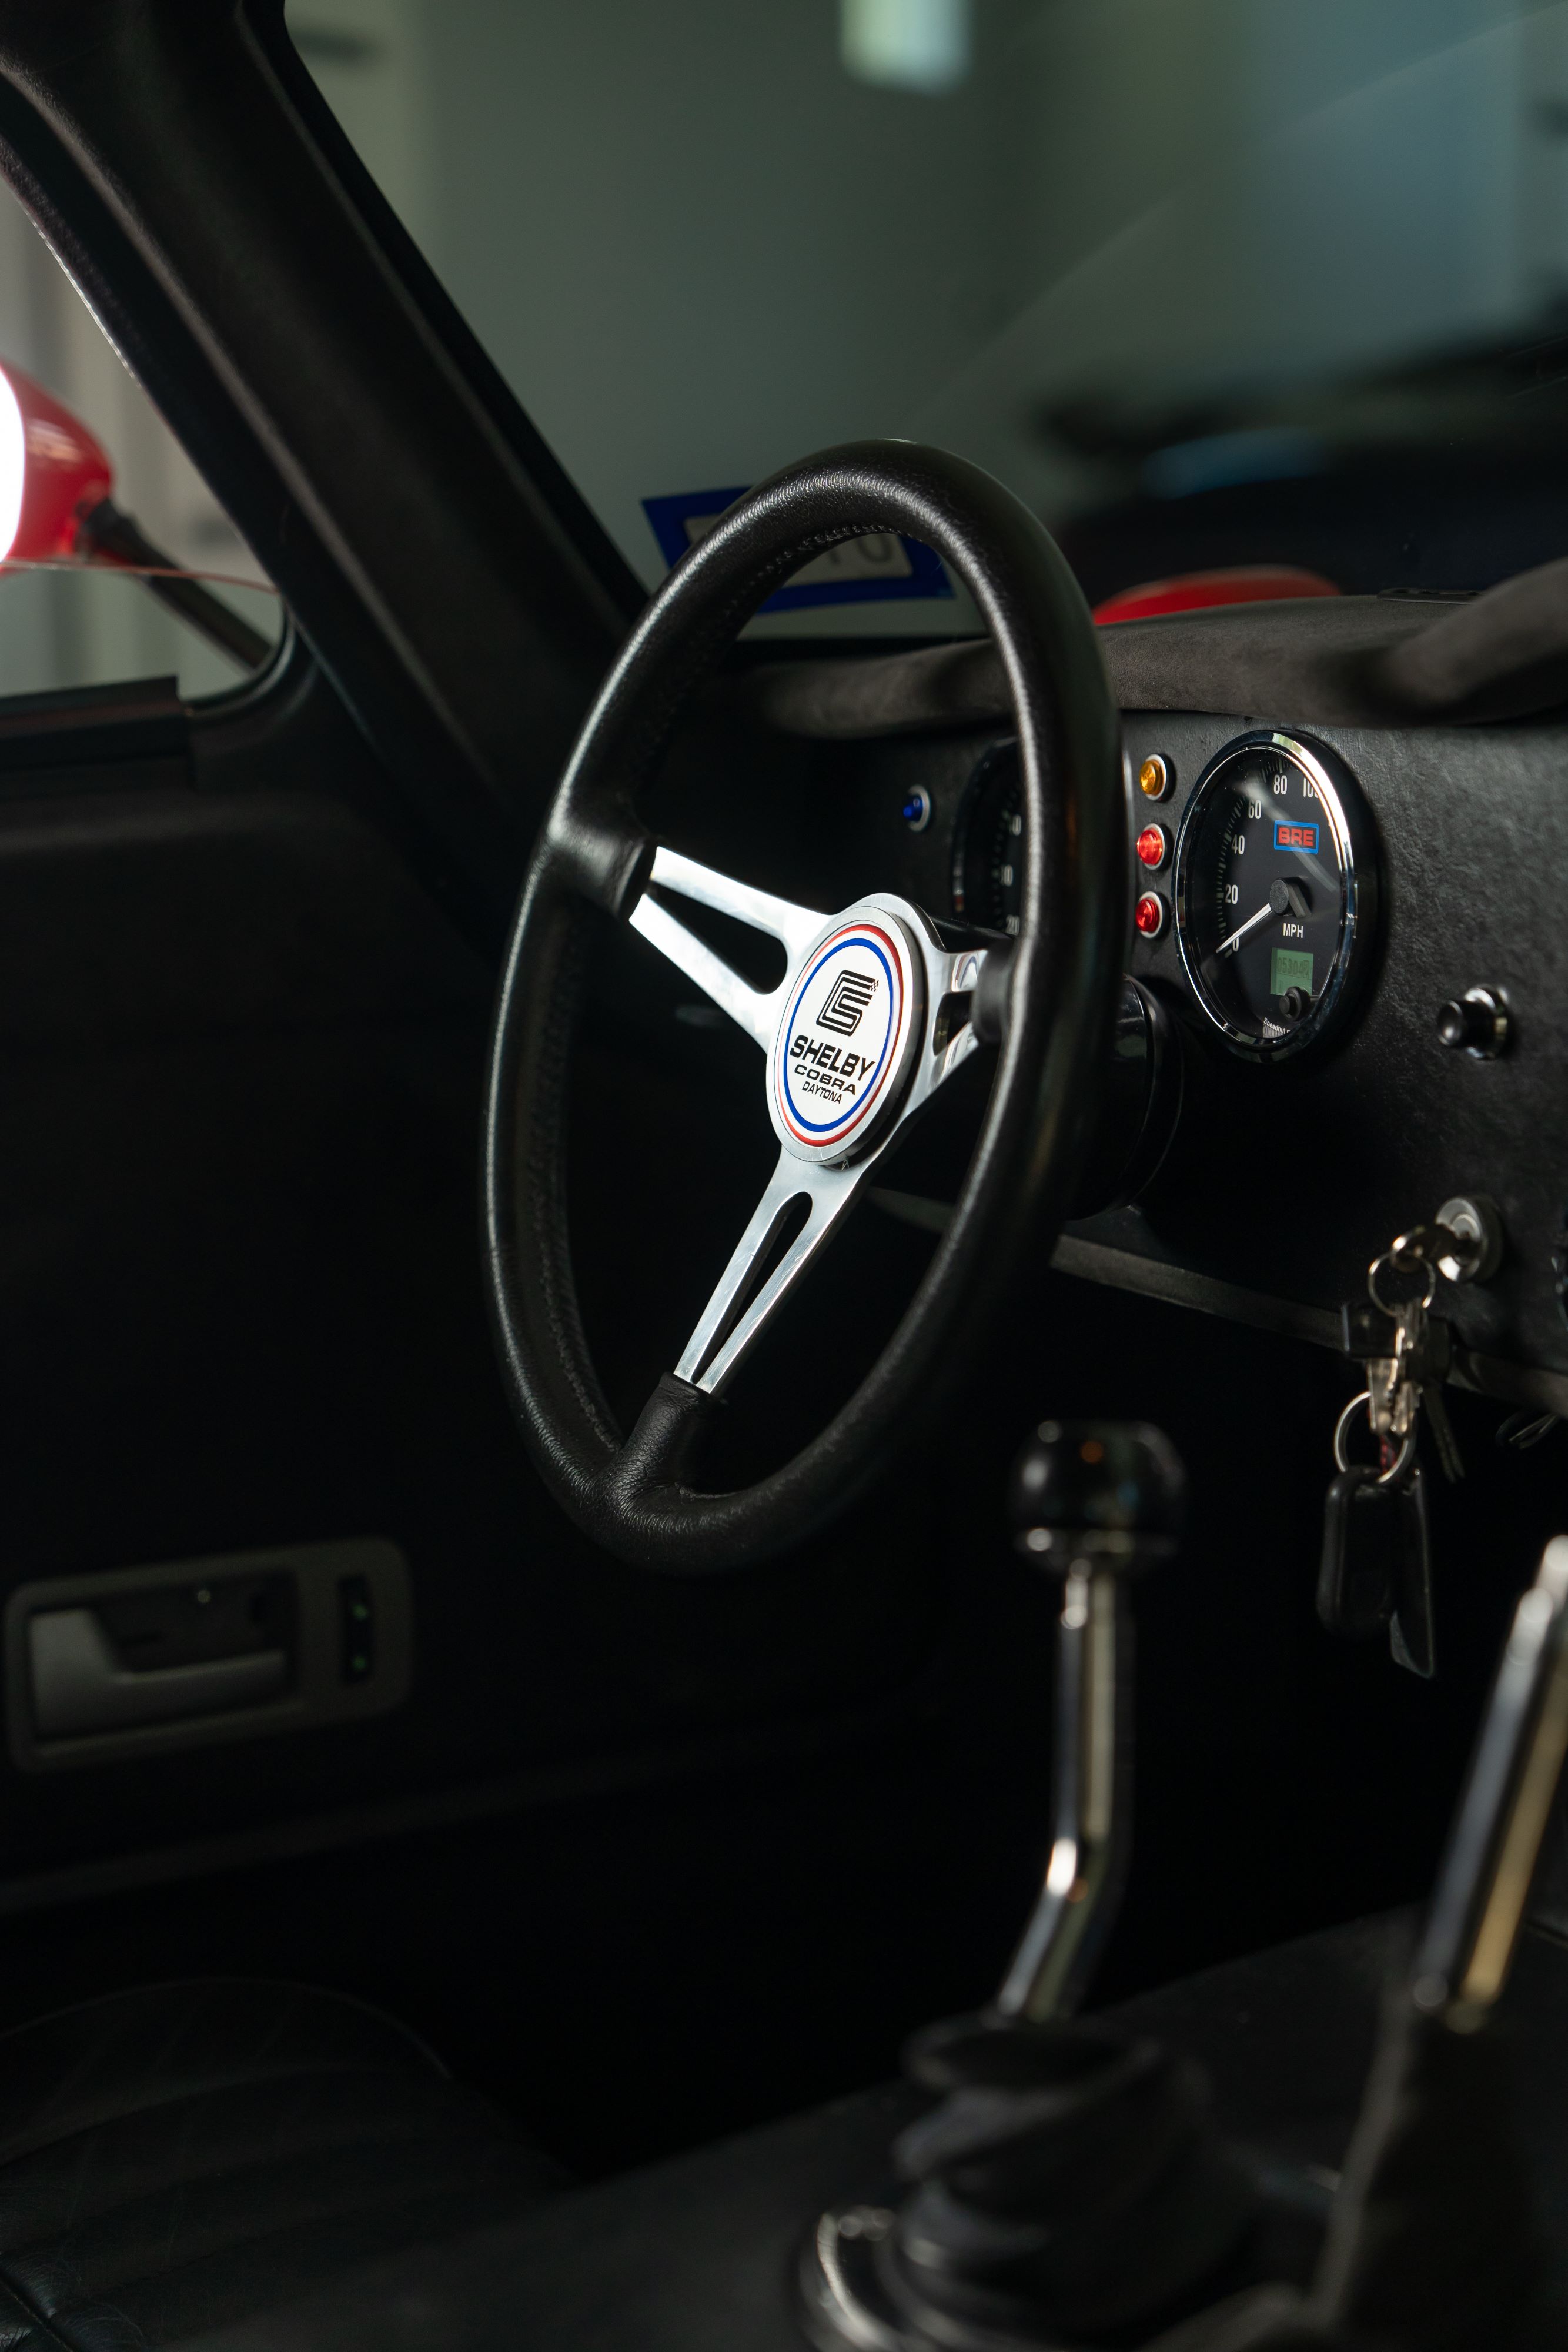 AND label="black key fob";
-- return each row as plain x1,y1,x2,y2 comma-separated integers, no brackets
1318,1465,1396,1639
1390,1465,1435,1680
